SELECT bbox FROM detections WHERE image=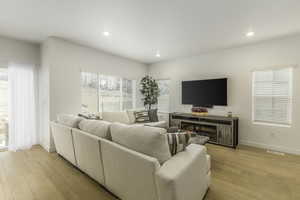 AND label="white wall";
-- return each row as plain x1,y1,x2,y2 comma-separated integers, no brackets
149,35,300,155
41,37,148,151
39,41,51,151
0,35,40,66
